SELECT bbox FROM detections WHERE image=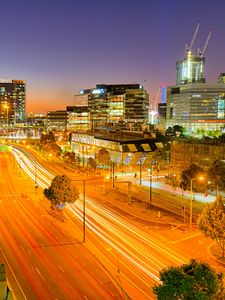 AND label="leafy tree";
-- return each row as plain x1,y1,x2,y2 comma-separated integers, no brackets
44,175,79,207
88,157,96,170
153,259,225,299
63,151,76,164
173,125,185,136
208,160,225,191
40,131,56,145
97,148,111,166
165,126,174,136
180,163,204,191
44,142,62,157
40,131,62,157
198,195,225,258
